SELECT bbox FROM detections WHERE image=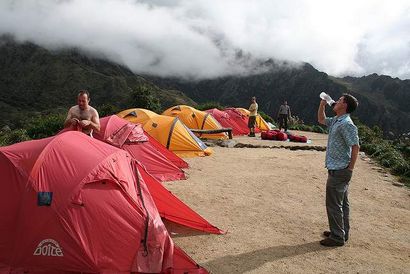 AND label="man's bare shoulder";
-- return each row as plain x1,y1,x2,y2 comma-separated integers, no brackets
89,106,99,115
68,105,81,115
69,105,80,112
